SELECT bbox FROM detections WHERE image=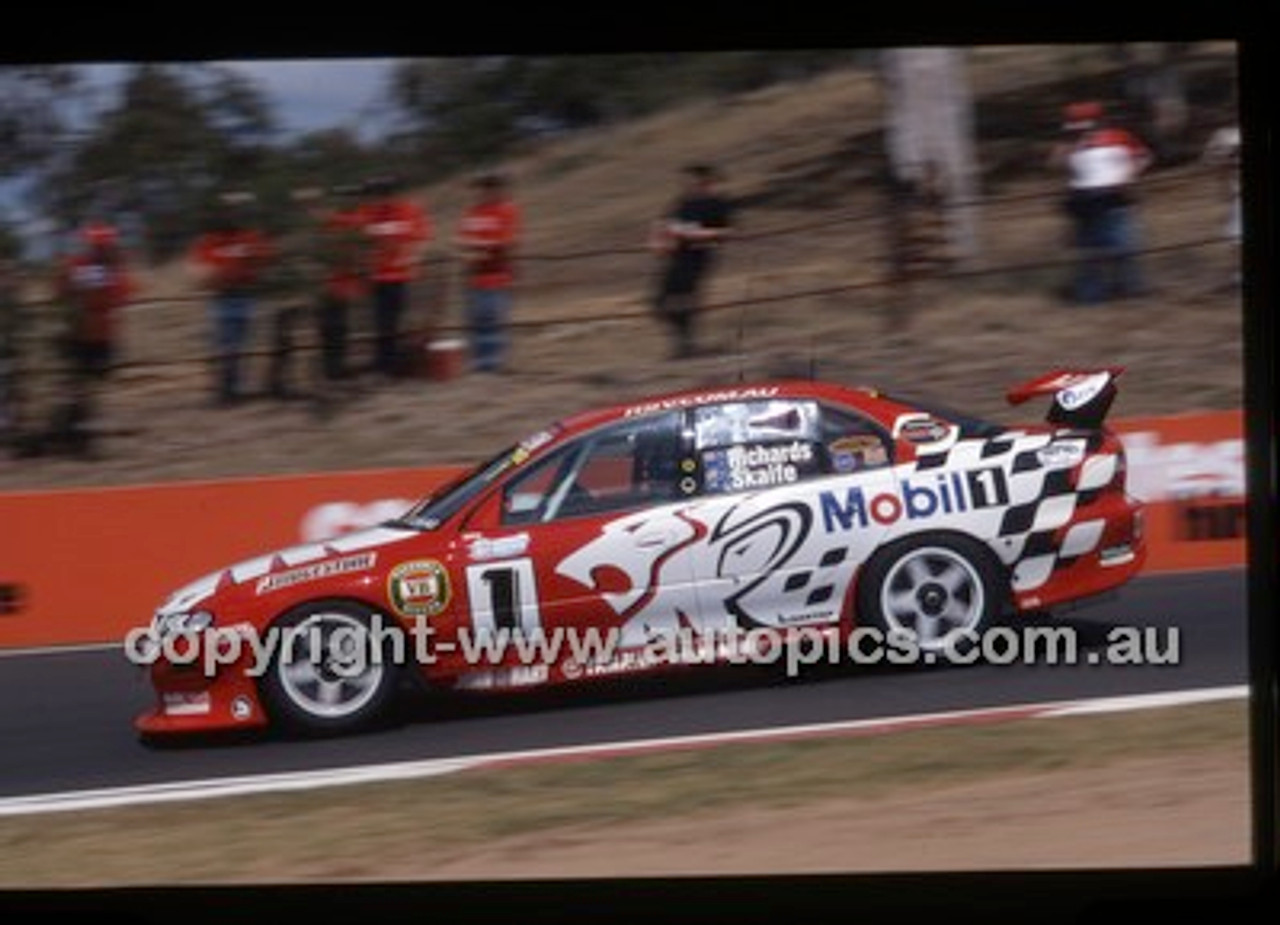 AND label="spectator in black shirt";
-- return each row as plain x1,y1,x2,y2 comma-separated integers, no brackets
649,164,732,359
